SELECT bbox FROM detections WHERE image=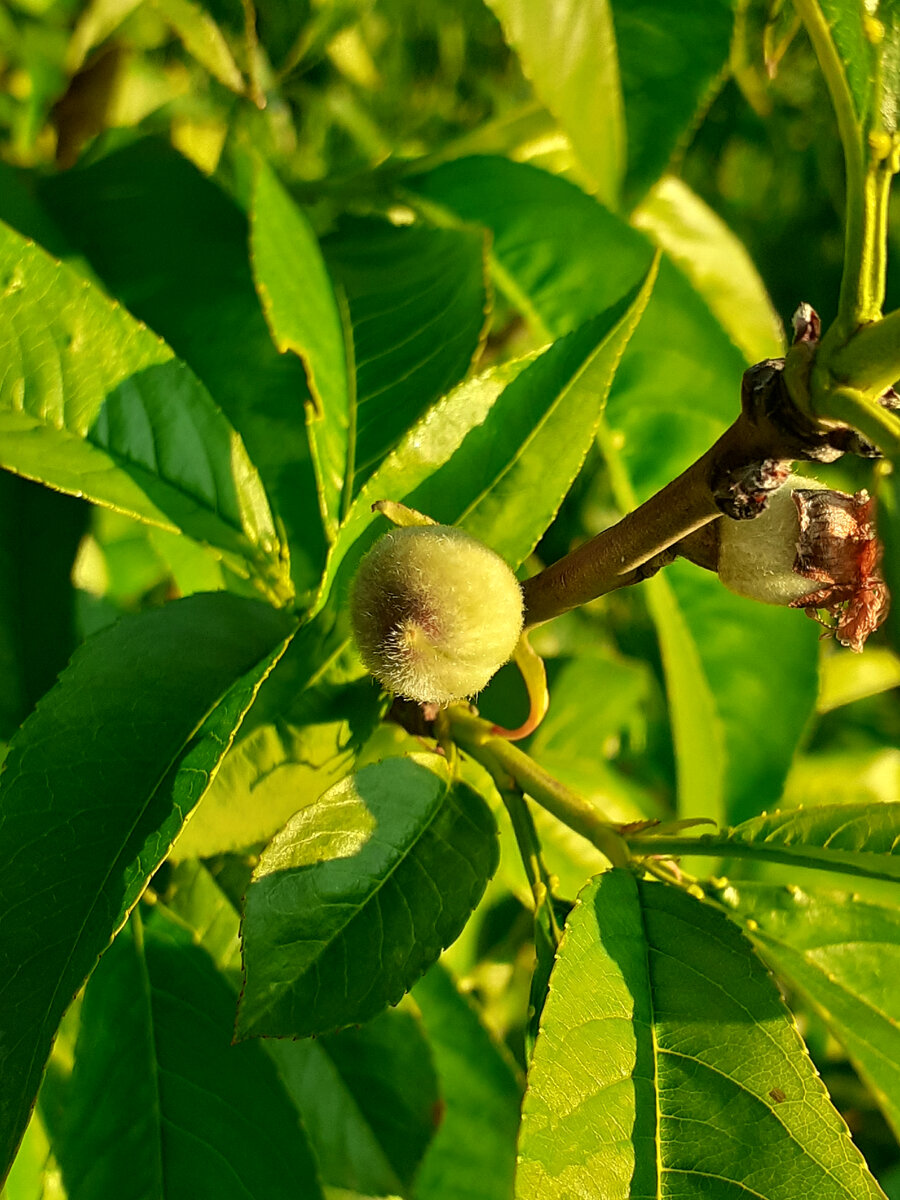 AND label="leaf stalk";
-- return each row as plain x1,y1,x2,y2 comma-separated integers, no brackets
445,706,631,868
